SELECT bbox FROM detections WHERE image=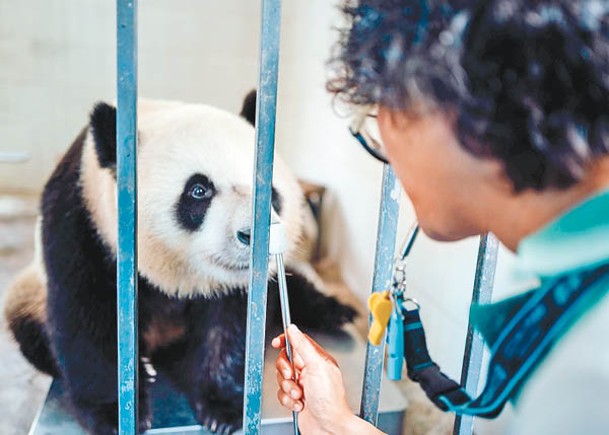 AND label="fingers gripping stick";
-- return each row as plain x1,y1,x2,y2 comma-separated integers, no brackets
269,219,299,435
